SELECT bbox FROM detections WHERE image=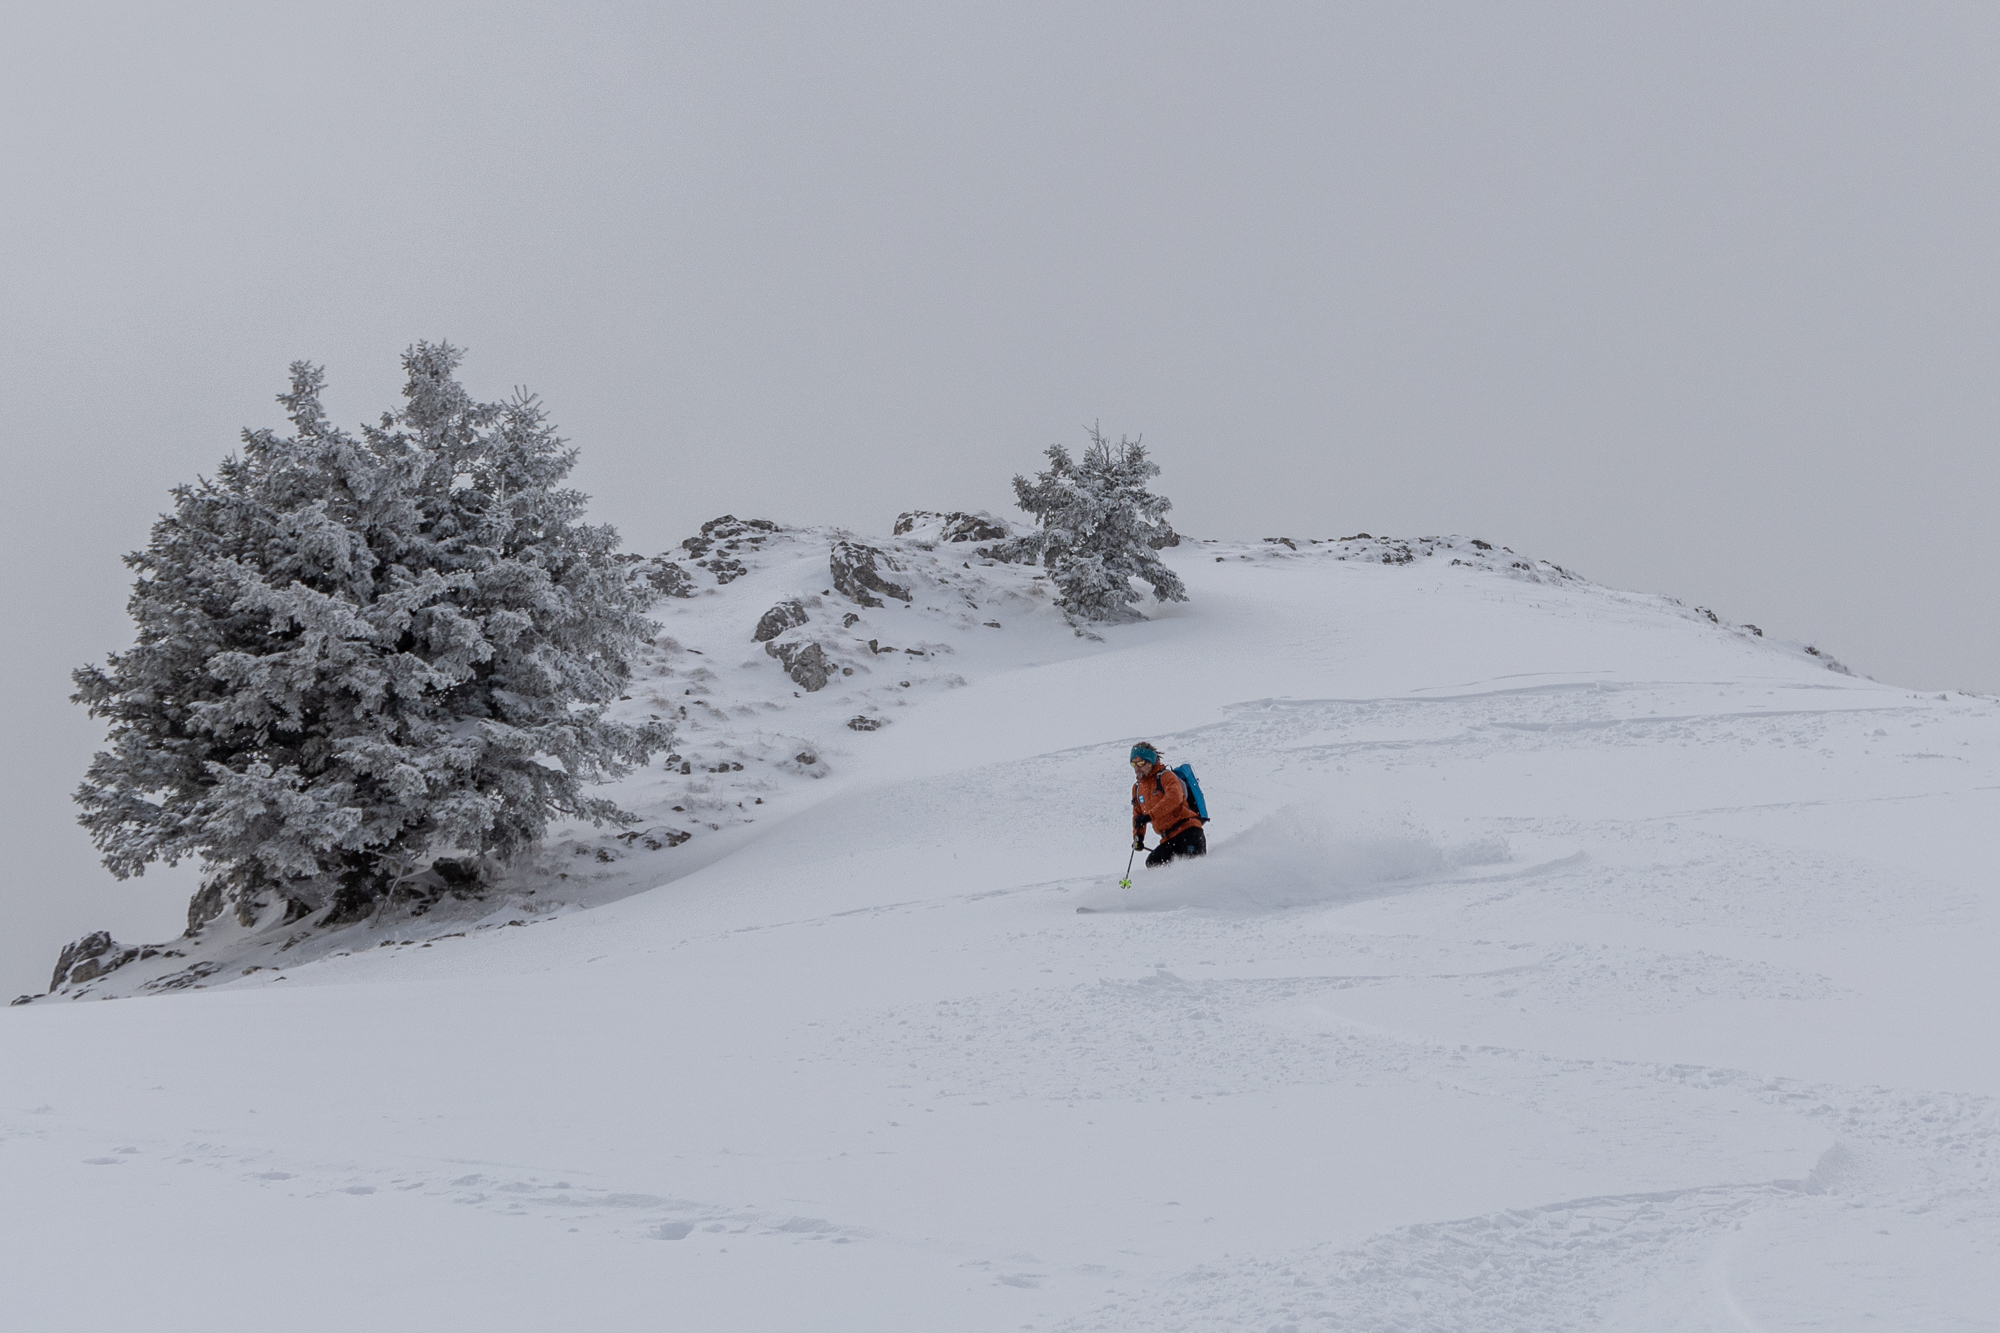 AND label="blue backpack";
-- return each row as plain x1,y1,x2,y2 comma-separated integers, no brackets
1171,763,1210,823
